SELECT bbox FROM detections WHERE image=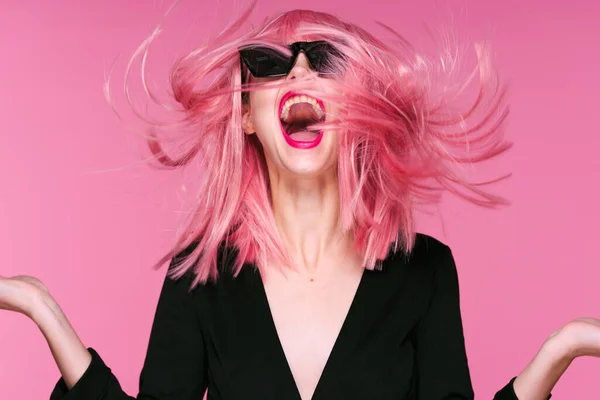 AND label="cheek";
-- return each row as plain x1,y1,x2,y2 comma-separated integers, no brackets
249,91,280,133
251,108,278,138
